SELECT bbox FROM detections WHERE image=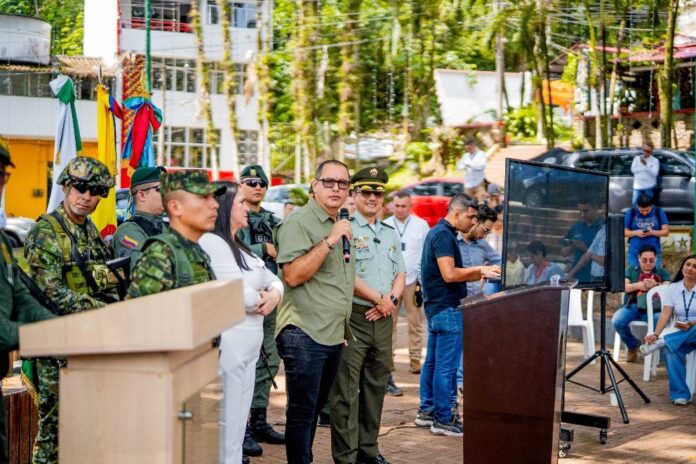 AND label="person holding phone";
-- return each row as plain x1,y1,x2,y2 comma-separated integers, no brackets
640,255,696,405
630,141,660,207
624,194,669,268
